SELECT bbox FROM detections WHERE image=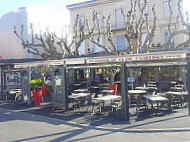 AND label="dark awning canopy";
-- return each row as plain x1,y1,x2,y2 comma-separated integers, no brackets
12,51,189,69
